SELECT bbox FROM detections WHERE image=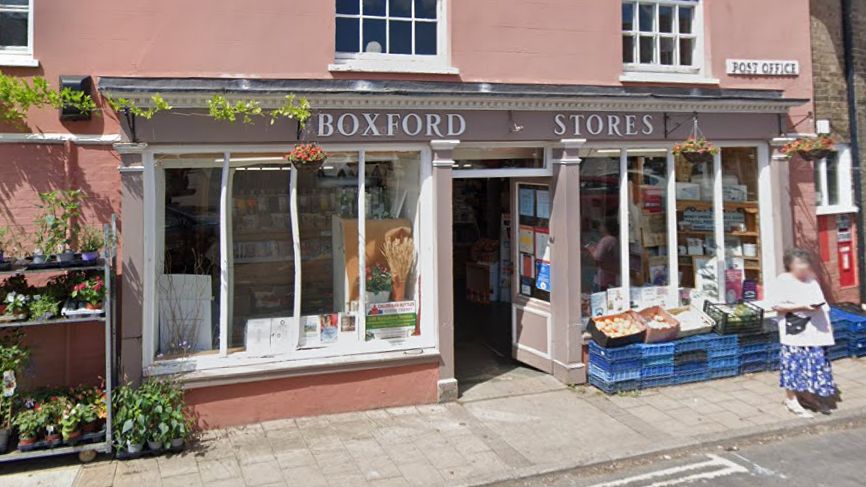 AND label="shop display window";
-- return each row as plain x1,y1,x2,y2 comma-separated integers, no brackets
627,152,671,309
516,183,551,302
453,147,546,175
154,149,427,366
720,147,761,303
580,156,623,316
